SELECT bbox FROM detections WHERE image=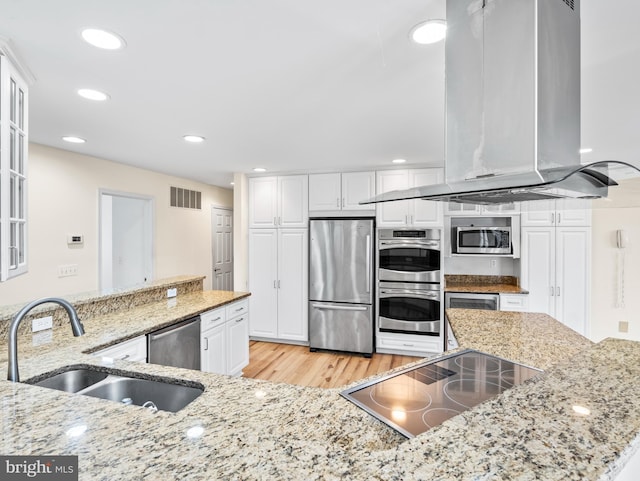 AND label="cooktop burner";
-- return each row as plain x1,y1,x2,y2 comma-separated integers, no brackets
340,349,542,438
